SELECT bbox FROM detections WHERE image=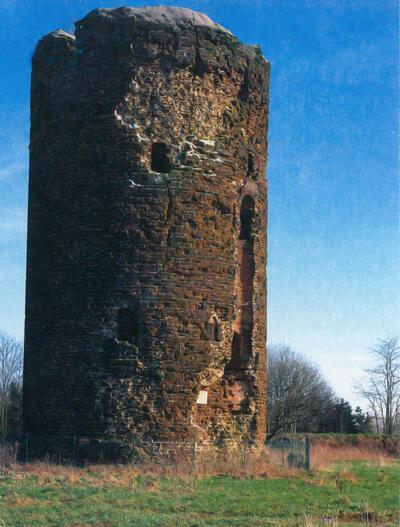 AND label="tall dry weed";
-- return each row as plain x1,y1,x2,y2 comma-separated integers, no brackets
3,439,395,486
311,443,392,471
